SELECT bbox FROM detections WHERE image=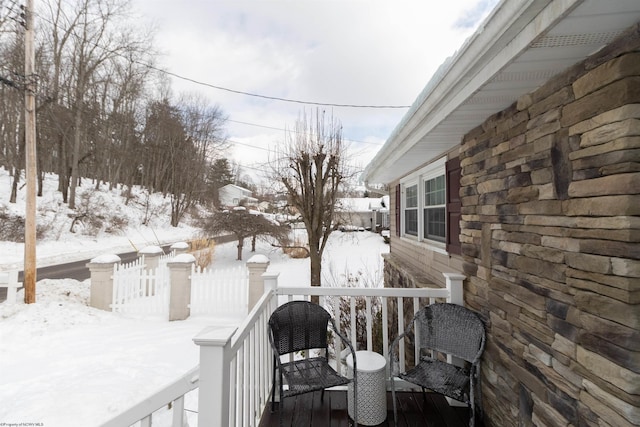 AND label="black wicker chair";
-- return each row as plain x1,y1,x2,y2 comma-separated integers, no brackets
268,300,358,426
389,303,486,427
